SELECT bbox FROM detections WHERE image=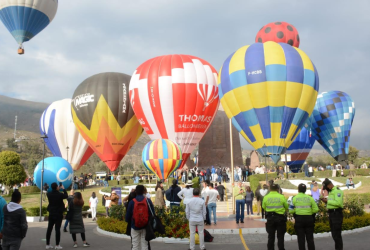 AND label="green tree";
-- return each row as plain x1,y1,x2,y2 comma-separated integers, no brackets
27,157,39,176
0,151,27,194
348,146,359,163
